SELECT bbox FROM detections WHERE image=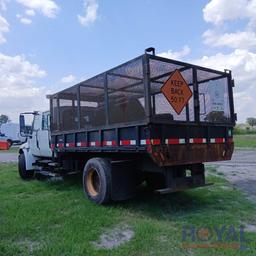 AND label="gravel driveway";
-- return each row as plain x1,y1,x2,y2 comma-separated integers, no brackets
210,149,256,202
0,152,18,163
